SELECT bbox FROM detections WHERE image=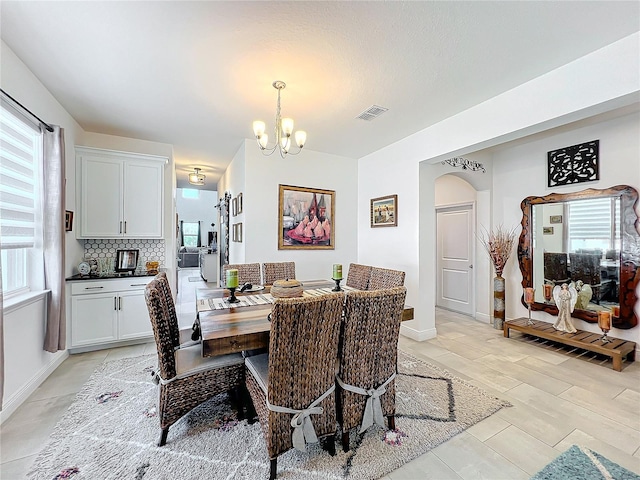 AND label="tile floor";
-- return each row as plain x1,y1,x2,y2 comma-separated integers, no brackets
2,268,639,479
